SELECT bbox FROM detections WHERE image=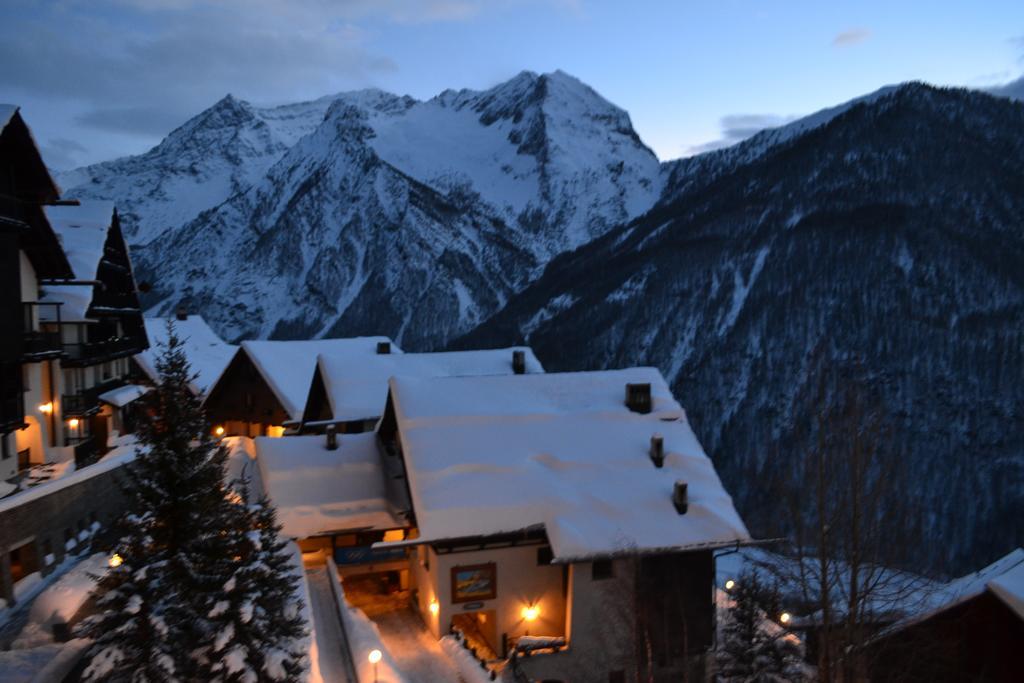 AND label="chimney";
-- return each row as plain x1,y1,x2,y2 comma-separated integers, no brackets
376,341,391,354
672,481,689,514
625,383,652,414
175,306,188,322
650,433,665,468
512,349,526,375
325,424,338,451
